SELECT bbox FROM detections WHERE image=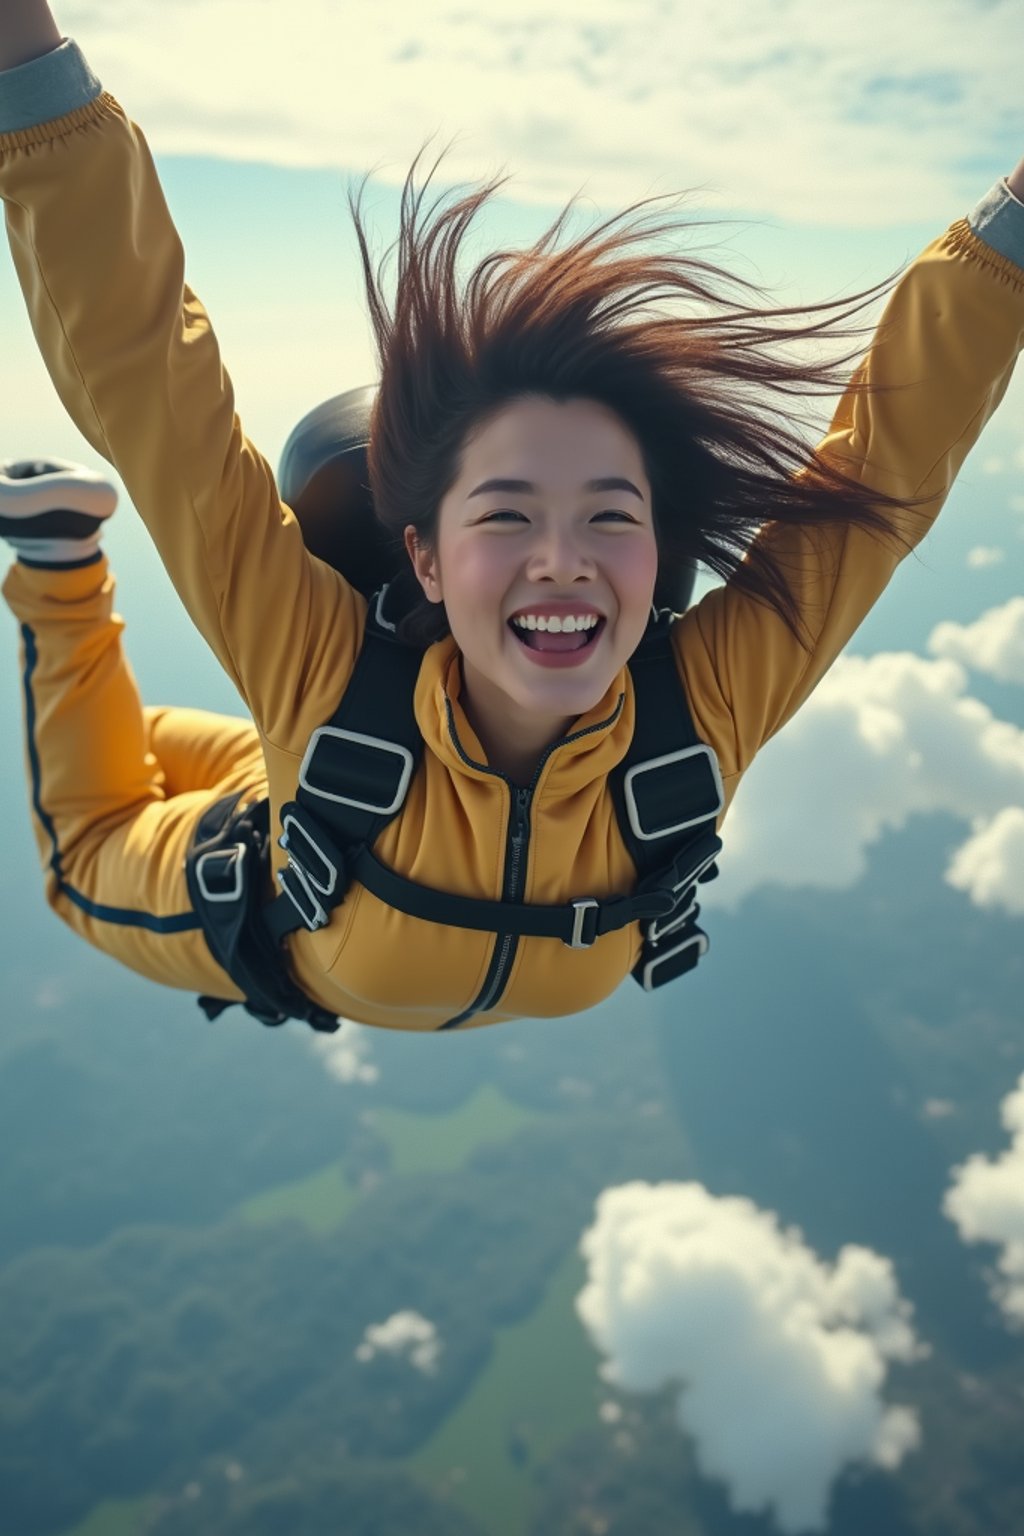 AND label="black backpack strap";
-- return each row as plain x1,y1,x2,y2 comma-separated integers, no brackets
185,792,341,1032
264,582,426,944
610,607,725,991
